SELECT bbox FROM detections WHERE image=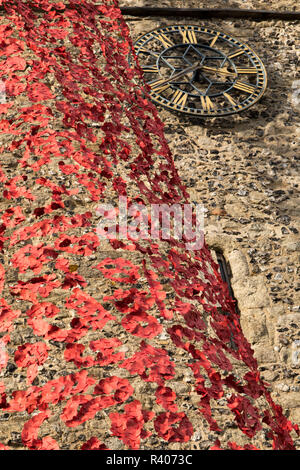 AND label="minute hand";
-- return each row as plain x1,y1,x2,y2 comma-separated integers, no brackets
201,65,237,77
150,63,202,90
